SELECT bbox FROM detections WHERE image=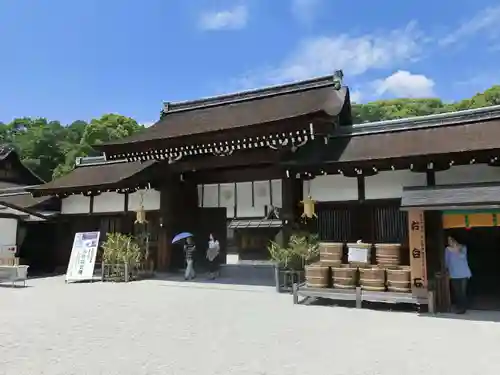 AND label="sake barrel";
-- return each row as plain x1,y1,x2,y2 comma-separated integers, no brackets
359,267,386,291
305,263,329,288
386,266,411,293
332,264,357,289
347,242,372,266
319,242,344,266
375,243,401,266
